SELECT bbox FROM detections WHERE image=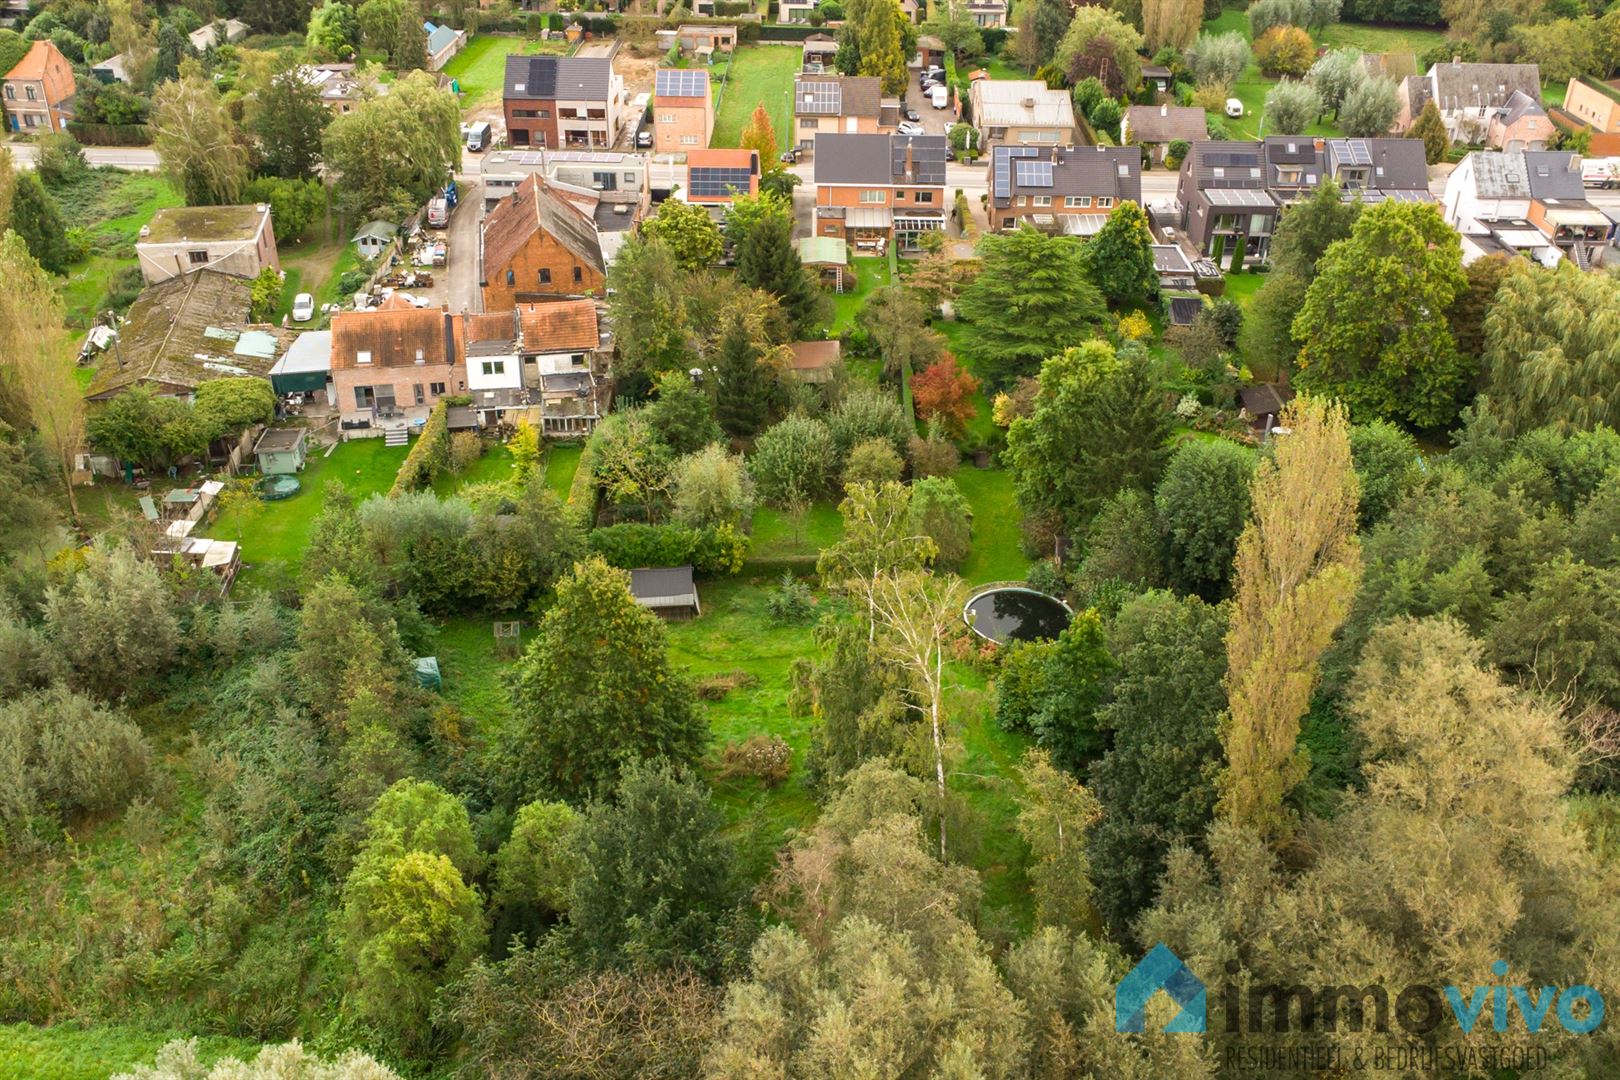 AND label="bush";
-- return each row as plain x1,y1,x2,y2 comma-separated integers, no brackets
673,444,756,529
827,385,911,462
716,734,792,786
908,422,961,478
389,400,450,495
750,415,836,507
0,687,151,852
588,522,750,575
843,437,906,487
694,670,761,700
908,476,973,569
449,430,484,473
765,571,815,623
1254,26,1314,78
44,542,179,700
